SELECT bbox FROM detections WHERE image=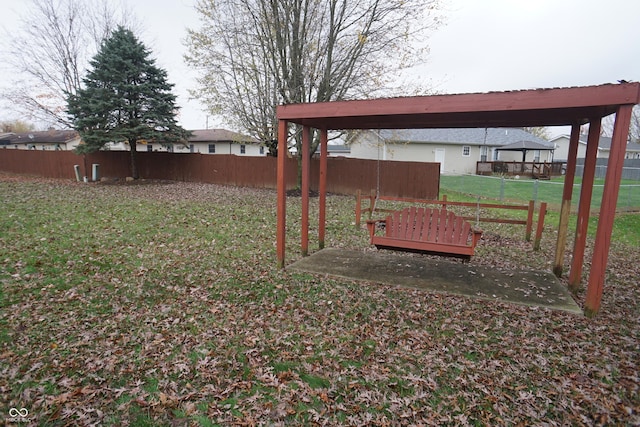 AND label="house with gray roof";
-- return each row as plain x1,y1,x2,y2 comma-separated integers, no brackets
0,130,82,151
177,129,265,156
103,128,265,156
552,134,640,161
348,128,554,174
